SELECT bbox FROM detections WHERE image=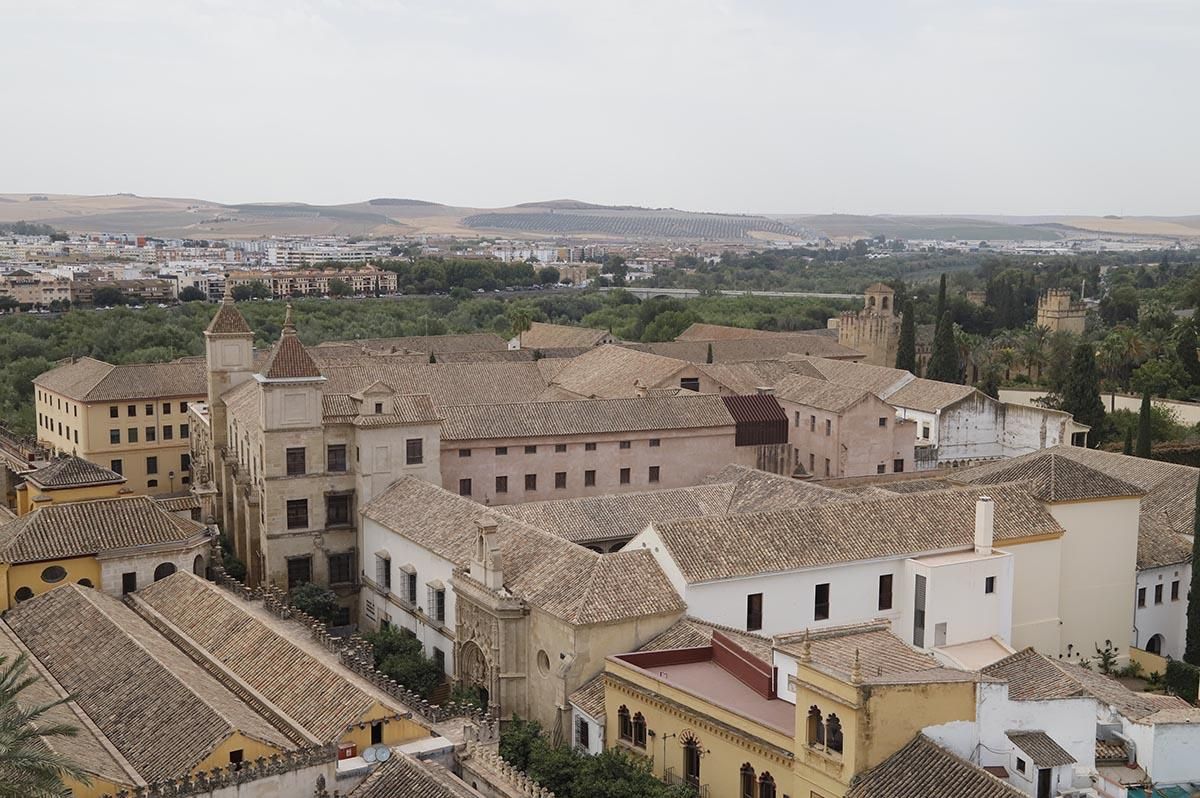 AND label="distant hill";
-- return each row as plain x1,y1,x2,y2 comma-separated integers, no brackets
0,193,1194,241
